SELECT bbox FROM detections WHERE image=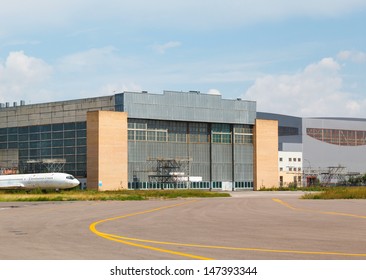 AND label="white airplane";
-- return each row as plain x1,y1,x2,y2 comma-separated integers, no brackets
0,173,80,190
